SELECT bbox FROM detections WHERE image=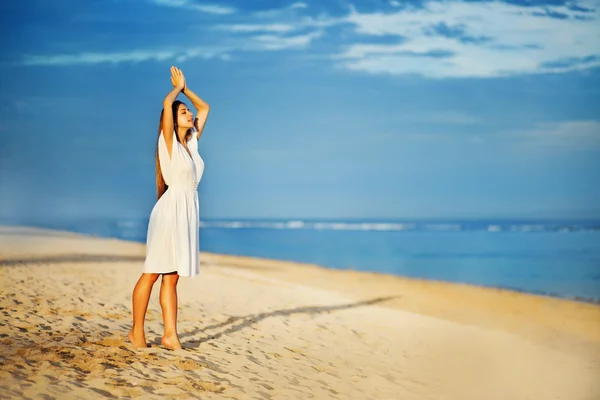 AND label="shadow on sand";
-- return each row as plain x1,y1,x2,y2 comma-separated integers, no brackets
173,296,400,350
